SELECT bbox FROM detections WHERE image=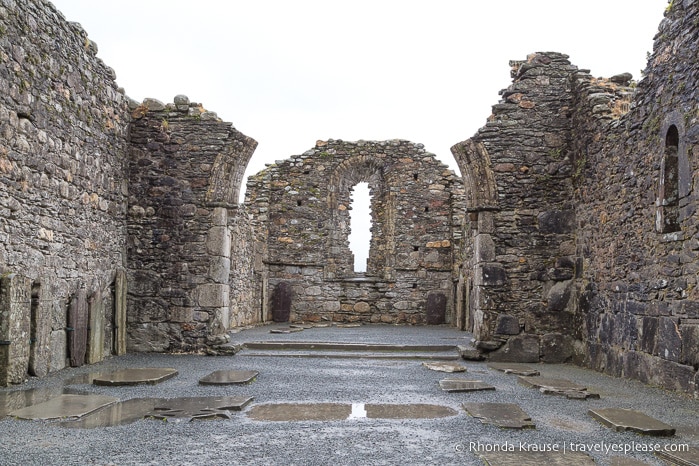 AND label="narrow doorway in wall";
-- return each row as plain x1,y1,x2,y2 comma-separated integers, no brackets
349,182,372,273
28,282,40,376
